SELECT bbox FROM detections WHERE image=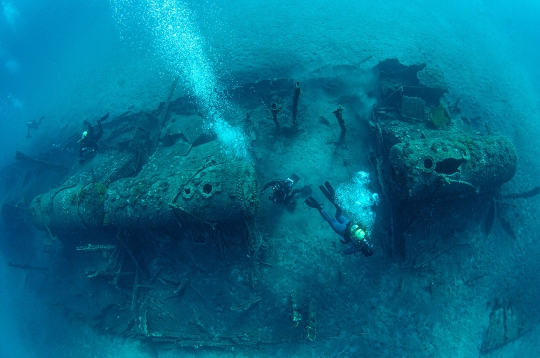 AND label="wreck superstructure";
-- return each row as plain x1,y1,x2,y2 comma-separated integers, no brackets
0,59,528,353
